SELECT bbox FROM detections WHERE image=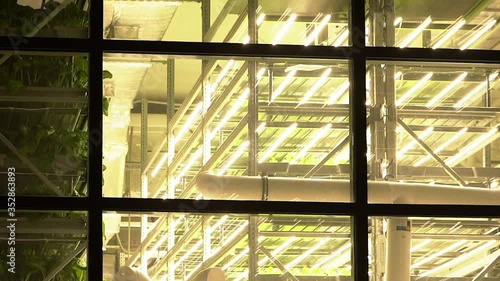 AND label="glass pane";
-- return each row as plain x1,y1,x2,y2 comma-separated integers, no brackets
366,61,500,205
103,212,351,281
366,0,499,50
103,0,350,46
369,216,500,281
102,54,351,201
1,0,89,39
0,53,89,197
0,210,88,281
